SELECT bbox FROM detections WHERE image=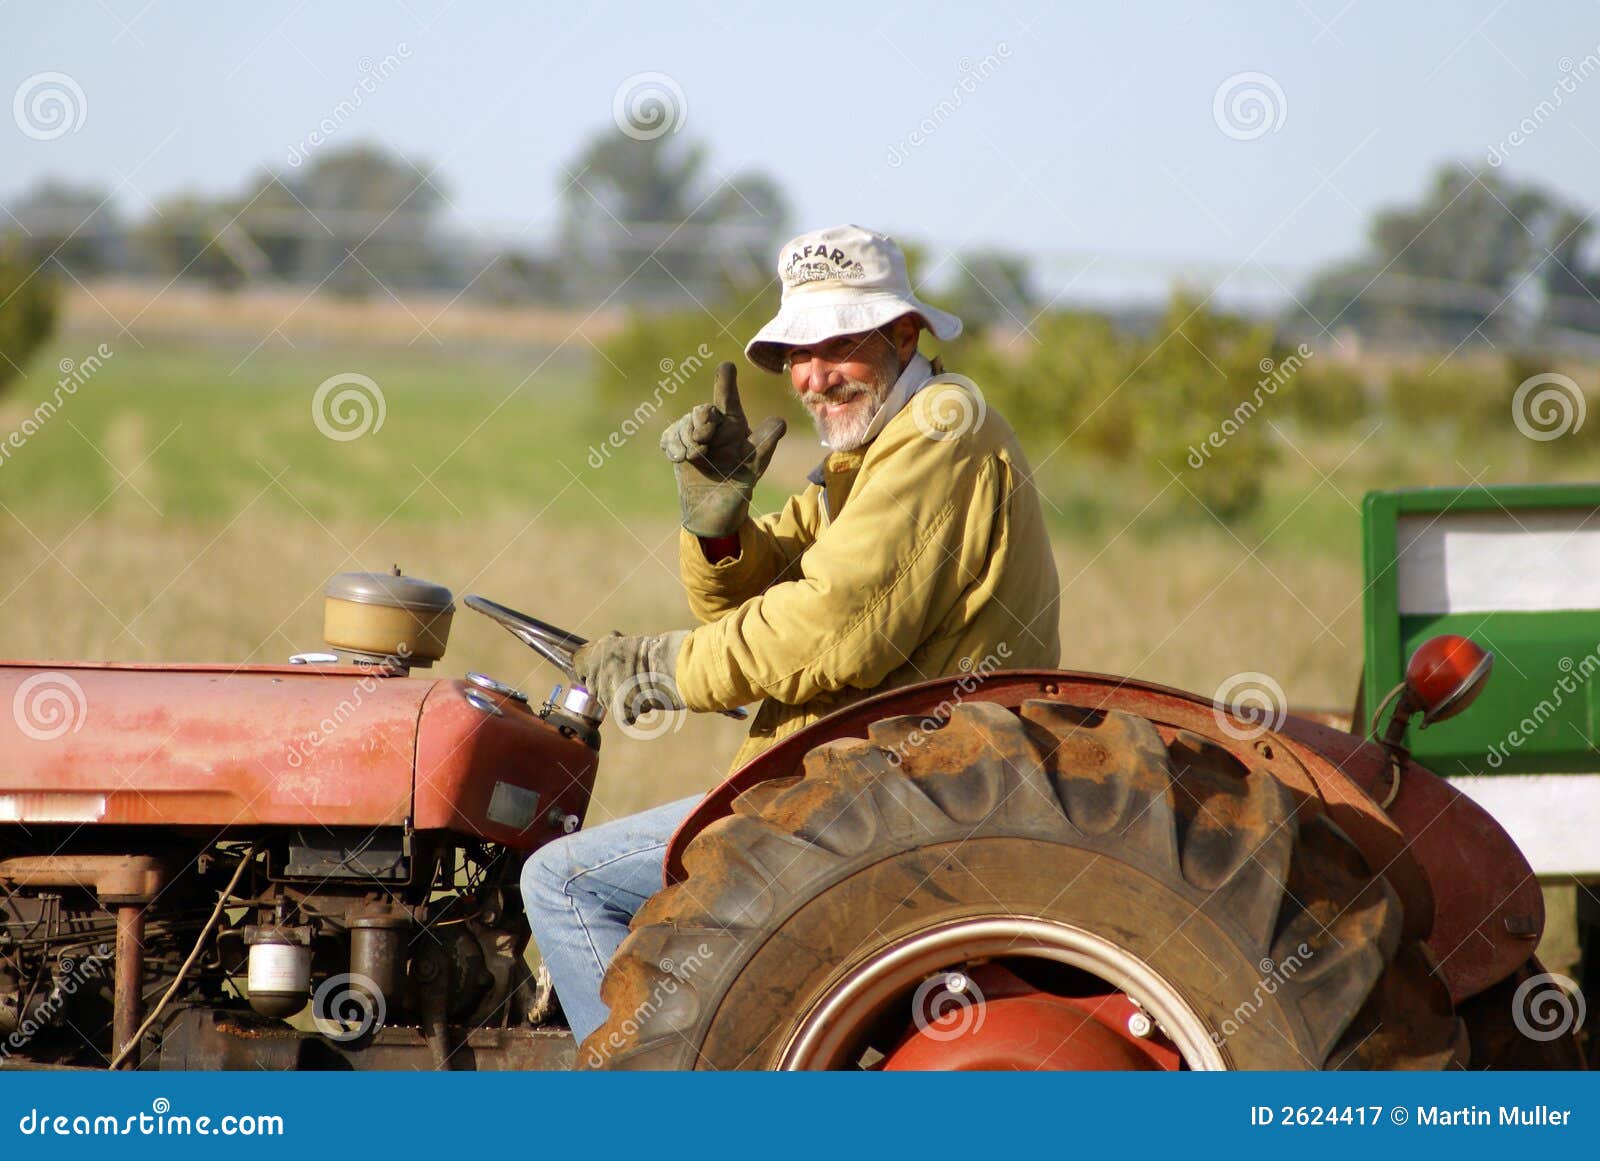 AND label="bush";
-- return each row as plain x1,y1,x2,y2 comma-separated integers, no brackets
950,310,1133,458
0,242,60,398
1278,357,1371,430
1384,354,1536,440
1131,292,1279,520
950,291,1278,521
587,283,797,429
